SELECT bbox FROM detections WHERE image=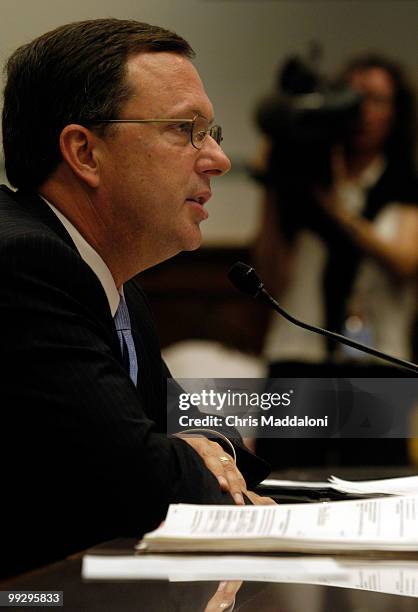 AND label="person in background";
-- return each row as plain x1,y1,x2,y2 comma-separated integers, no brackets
252,53,417,468
0,18,272,577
